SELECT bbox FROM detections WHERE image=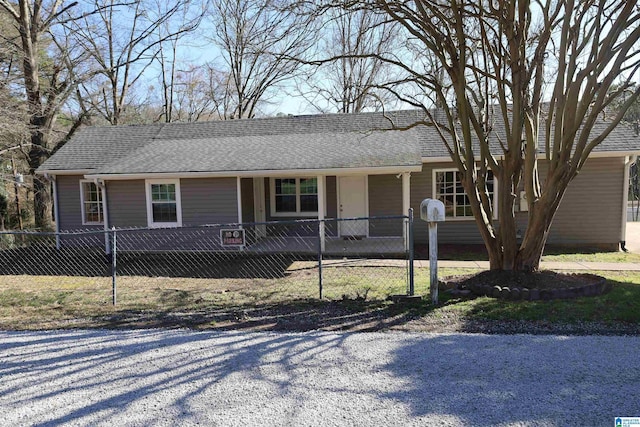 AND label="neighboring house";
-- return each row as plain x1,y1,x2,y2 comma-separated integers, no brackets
37,110,639,250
